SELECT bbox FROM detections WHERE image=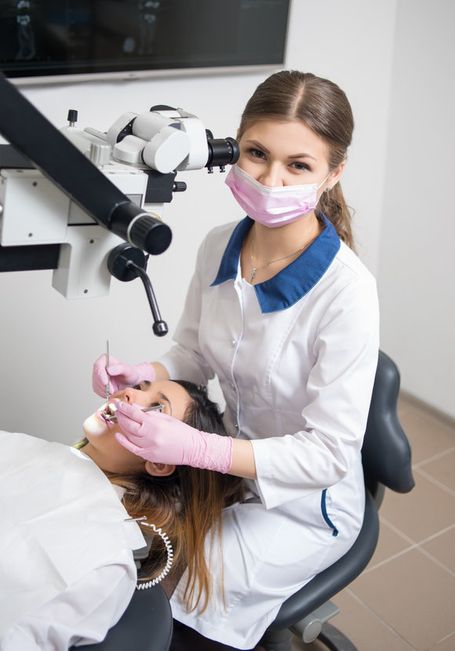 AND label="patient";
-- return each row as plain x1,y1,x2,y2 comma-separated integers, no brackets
0,379,243,651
